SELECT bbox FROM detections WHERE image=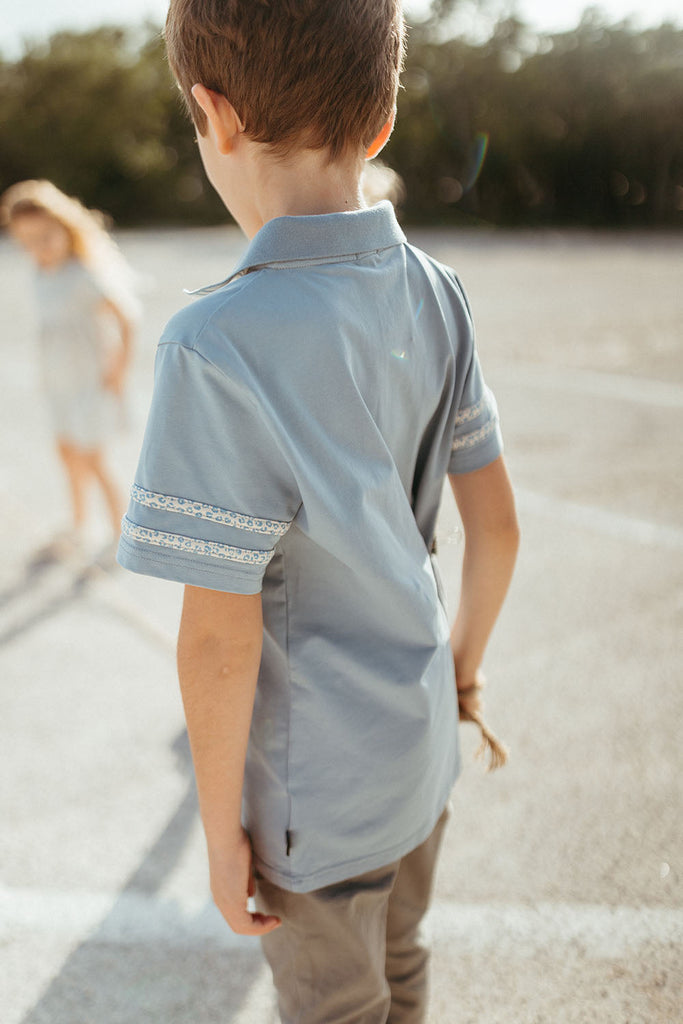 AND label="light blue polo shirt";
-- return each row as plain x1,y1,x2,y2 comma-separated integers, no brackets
117,202,503,892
